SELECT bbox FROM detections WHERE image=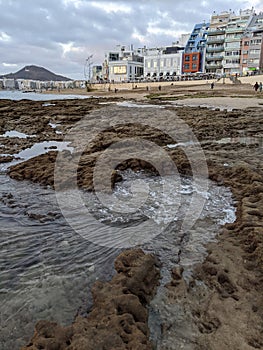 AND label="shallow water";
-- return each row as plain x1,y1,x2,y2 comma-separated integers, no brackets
0,90,91,101
0,141,74,172
1,130,36,139
0,168,236,349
